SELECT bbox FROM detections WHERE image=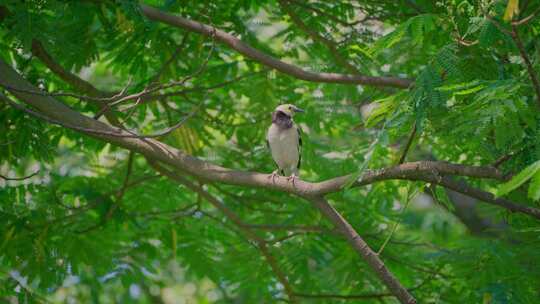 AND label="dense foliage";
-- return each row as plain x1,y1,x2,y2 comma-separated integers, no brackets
1,0,540,303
